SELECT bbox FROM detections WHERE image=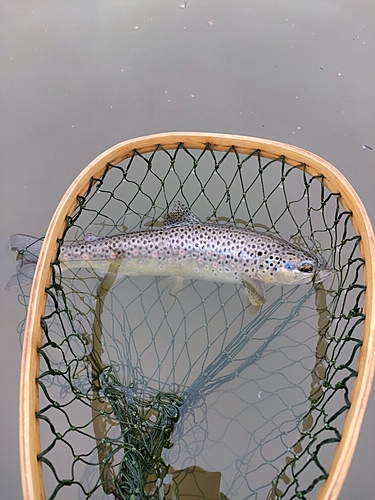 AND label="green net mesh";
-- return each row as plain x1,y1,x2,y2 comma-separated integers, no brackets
15,143,365,499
